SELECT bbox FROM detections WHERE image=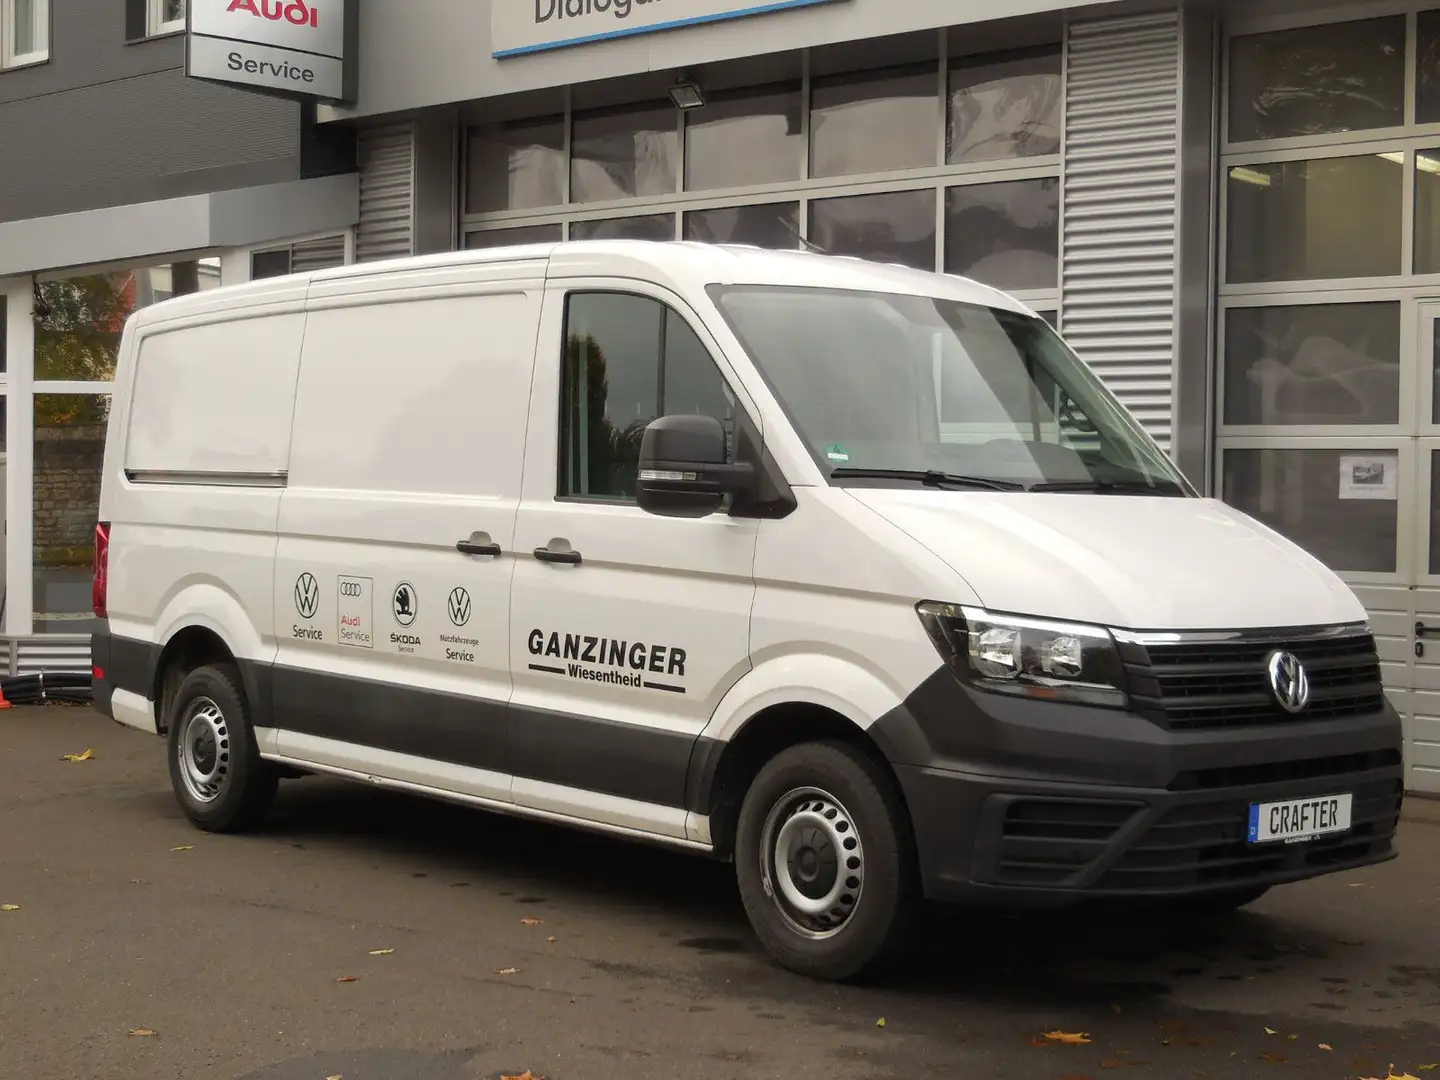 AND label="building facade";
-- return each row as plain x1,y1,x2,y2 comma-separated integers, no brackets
2,0,1437,795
